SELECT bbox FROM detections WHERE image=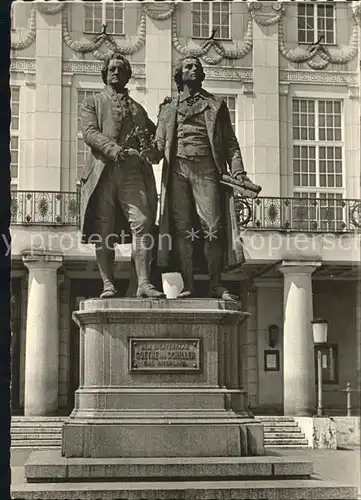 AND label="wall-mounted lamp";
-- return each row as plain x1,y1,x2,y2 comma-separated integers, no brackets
268,324,280,348
311,318,328,344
